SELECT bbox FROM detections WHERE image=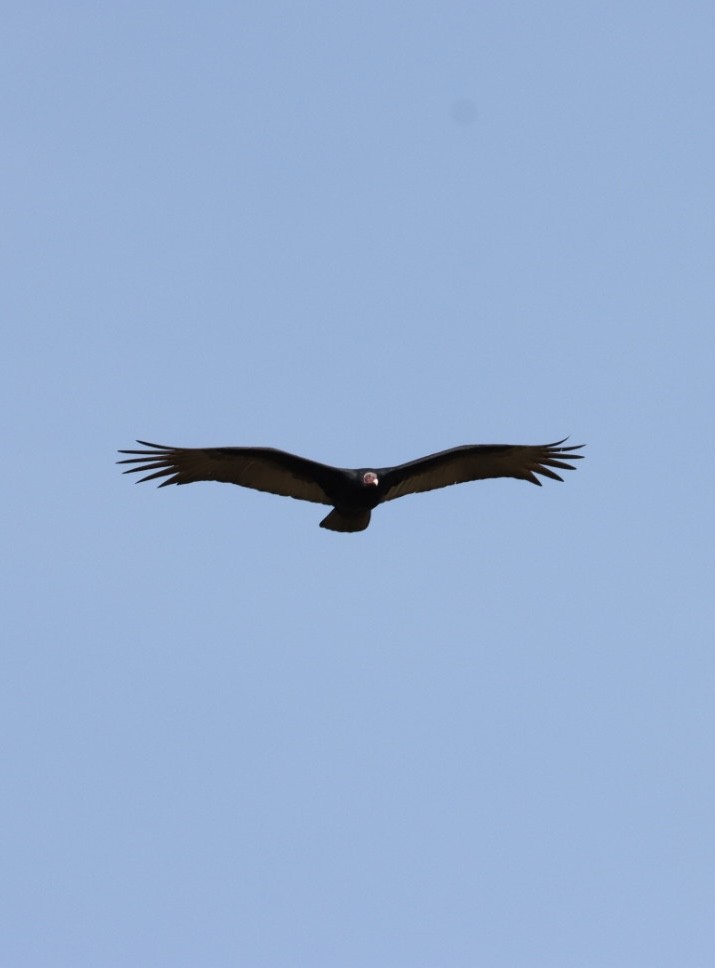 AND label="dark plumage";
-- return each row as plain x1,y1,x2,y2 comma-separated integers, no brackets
117,438,584,532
